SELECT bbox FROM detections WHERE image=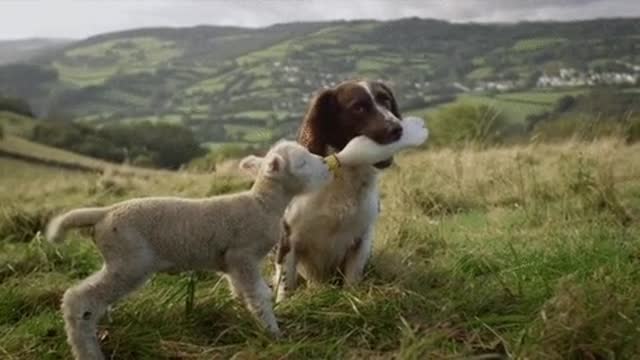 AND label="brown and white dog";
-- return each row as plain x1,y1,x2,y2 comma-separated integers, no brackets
273,79,403,301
